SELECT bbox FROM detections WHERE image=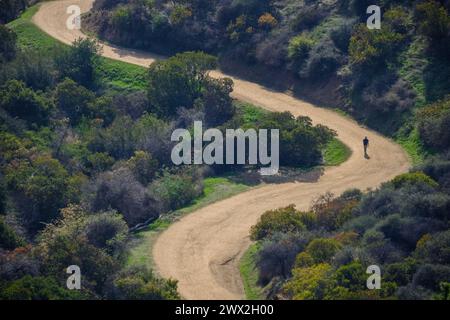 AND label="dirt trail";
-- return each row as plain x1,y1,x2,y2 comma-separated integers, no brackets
33,0,411,300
